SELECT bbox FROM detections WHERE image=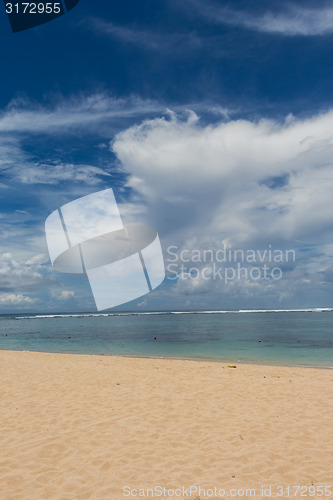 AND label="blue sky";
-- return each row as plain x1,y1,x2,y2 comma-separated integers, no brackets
0,0,332,312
